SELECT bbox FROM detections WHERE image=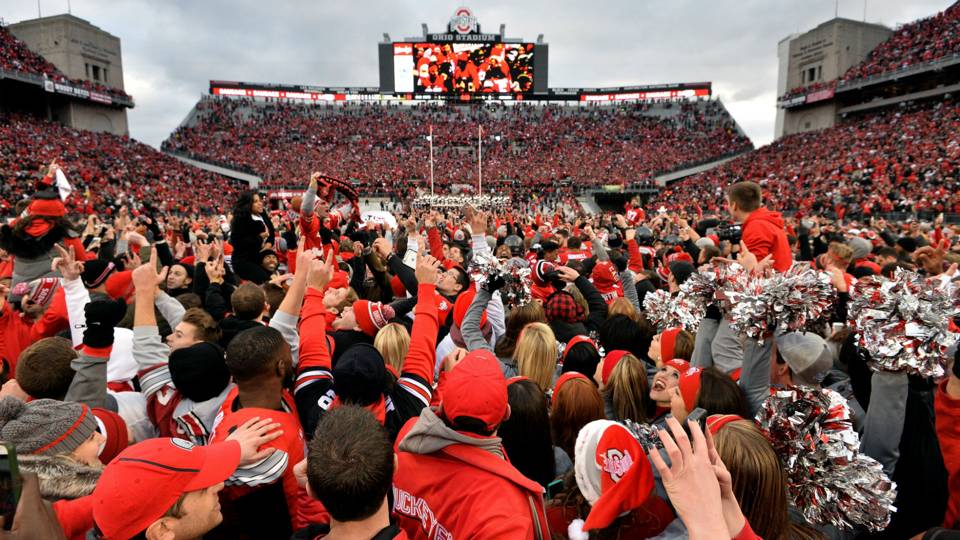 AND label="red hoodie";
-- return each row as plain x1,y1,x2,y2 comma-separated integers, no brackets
392,413,550,539
741,207,793,272
935,380,960,528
